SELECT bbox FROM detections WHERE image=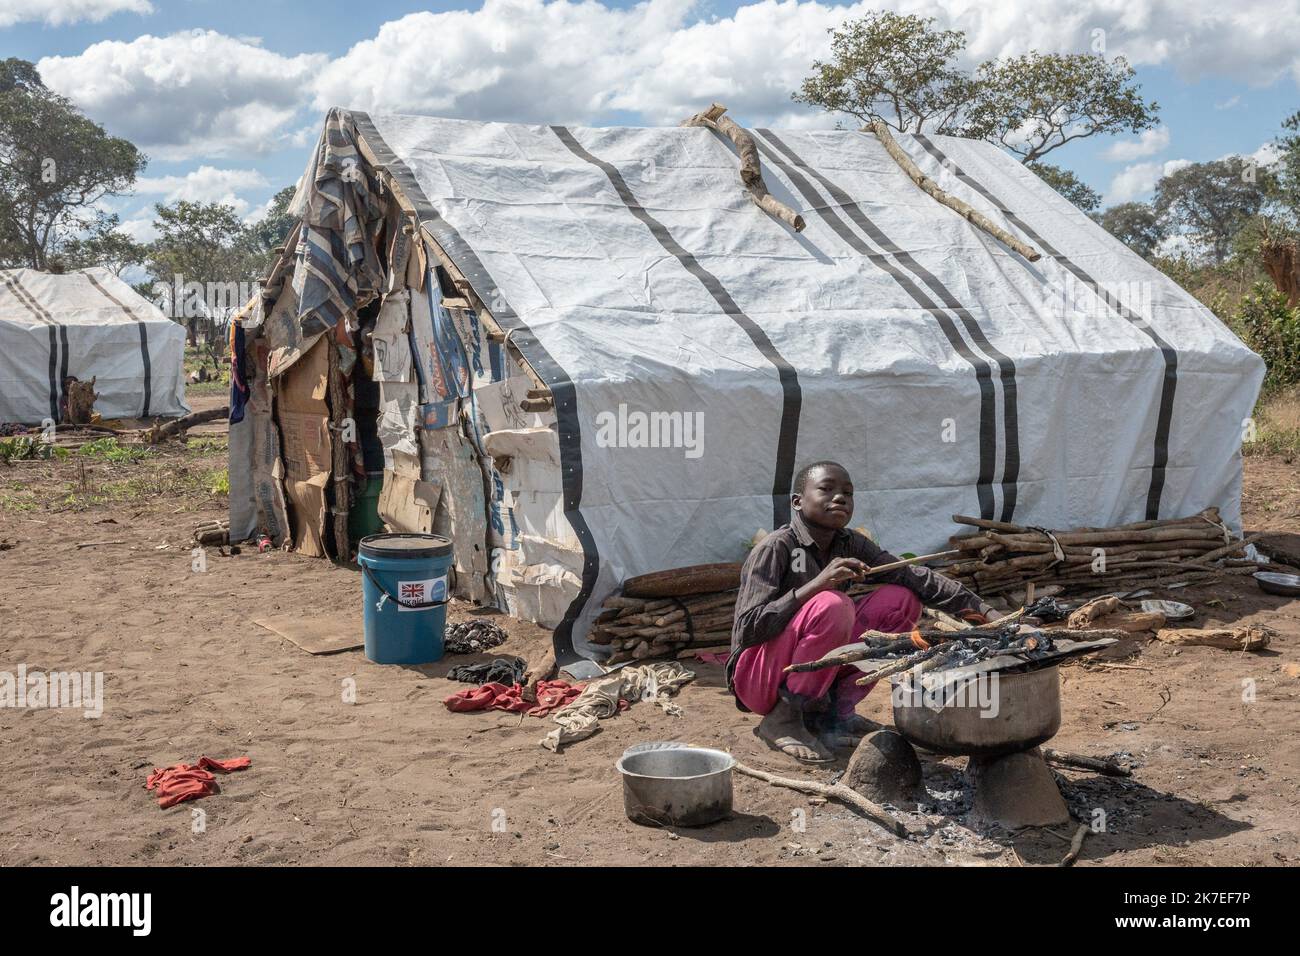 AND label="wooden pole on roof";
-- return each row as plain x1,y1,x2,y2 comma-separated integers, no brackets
682,103,806,233
866,119,1042,263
